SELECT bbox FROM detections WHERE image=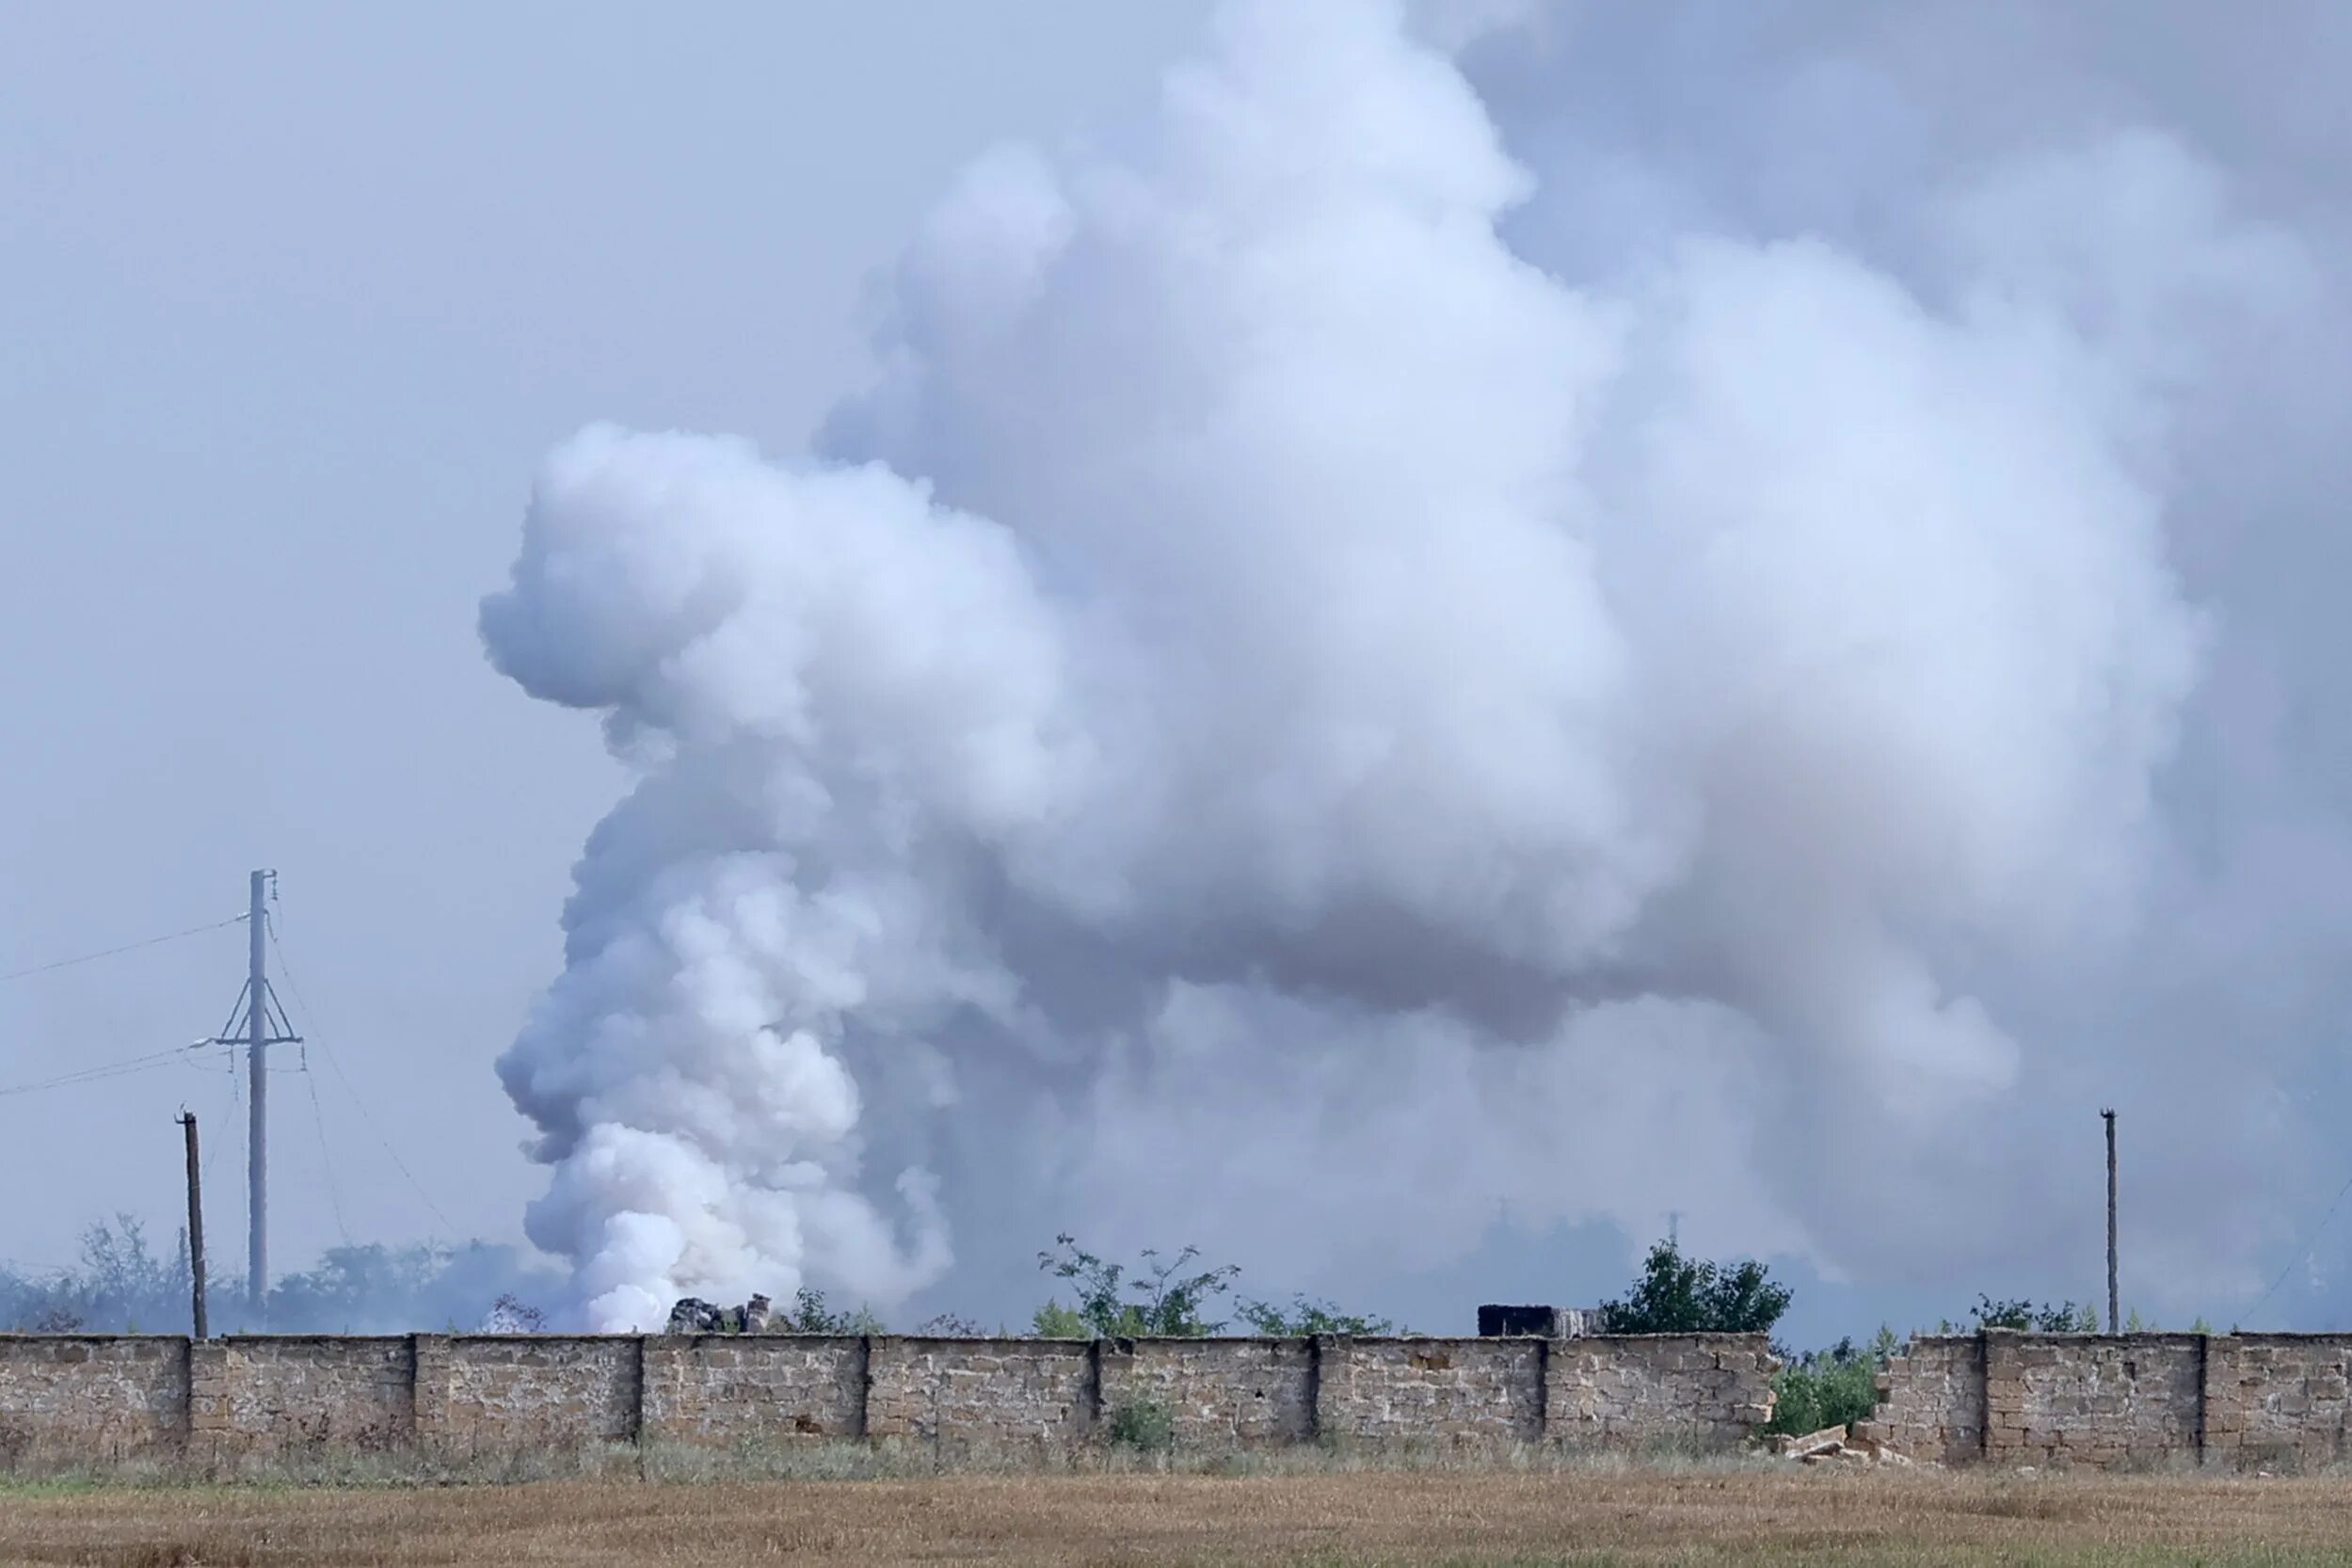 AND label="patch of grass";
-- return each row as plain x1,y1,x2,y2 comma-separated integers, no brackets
8,1468,2352,1566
